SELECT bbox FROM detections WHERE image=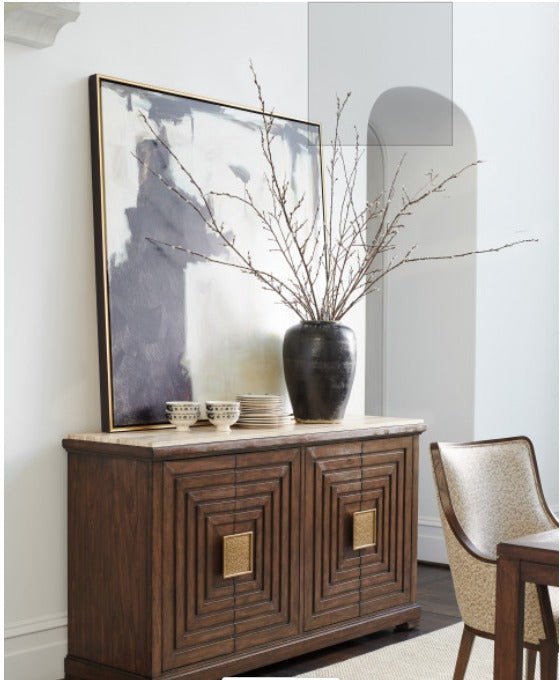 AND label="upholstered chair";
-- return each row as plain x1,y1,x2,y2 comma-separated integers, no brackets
431,437,558,680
